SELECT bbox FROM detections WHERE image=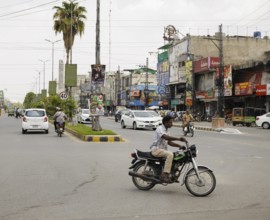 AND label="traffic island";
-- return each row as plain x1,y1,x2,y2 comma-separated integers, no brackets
65,125,124,142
